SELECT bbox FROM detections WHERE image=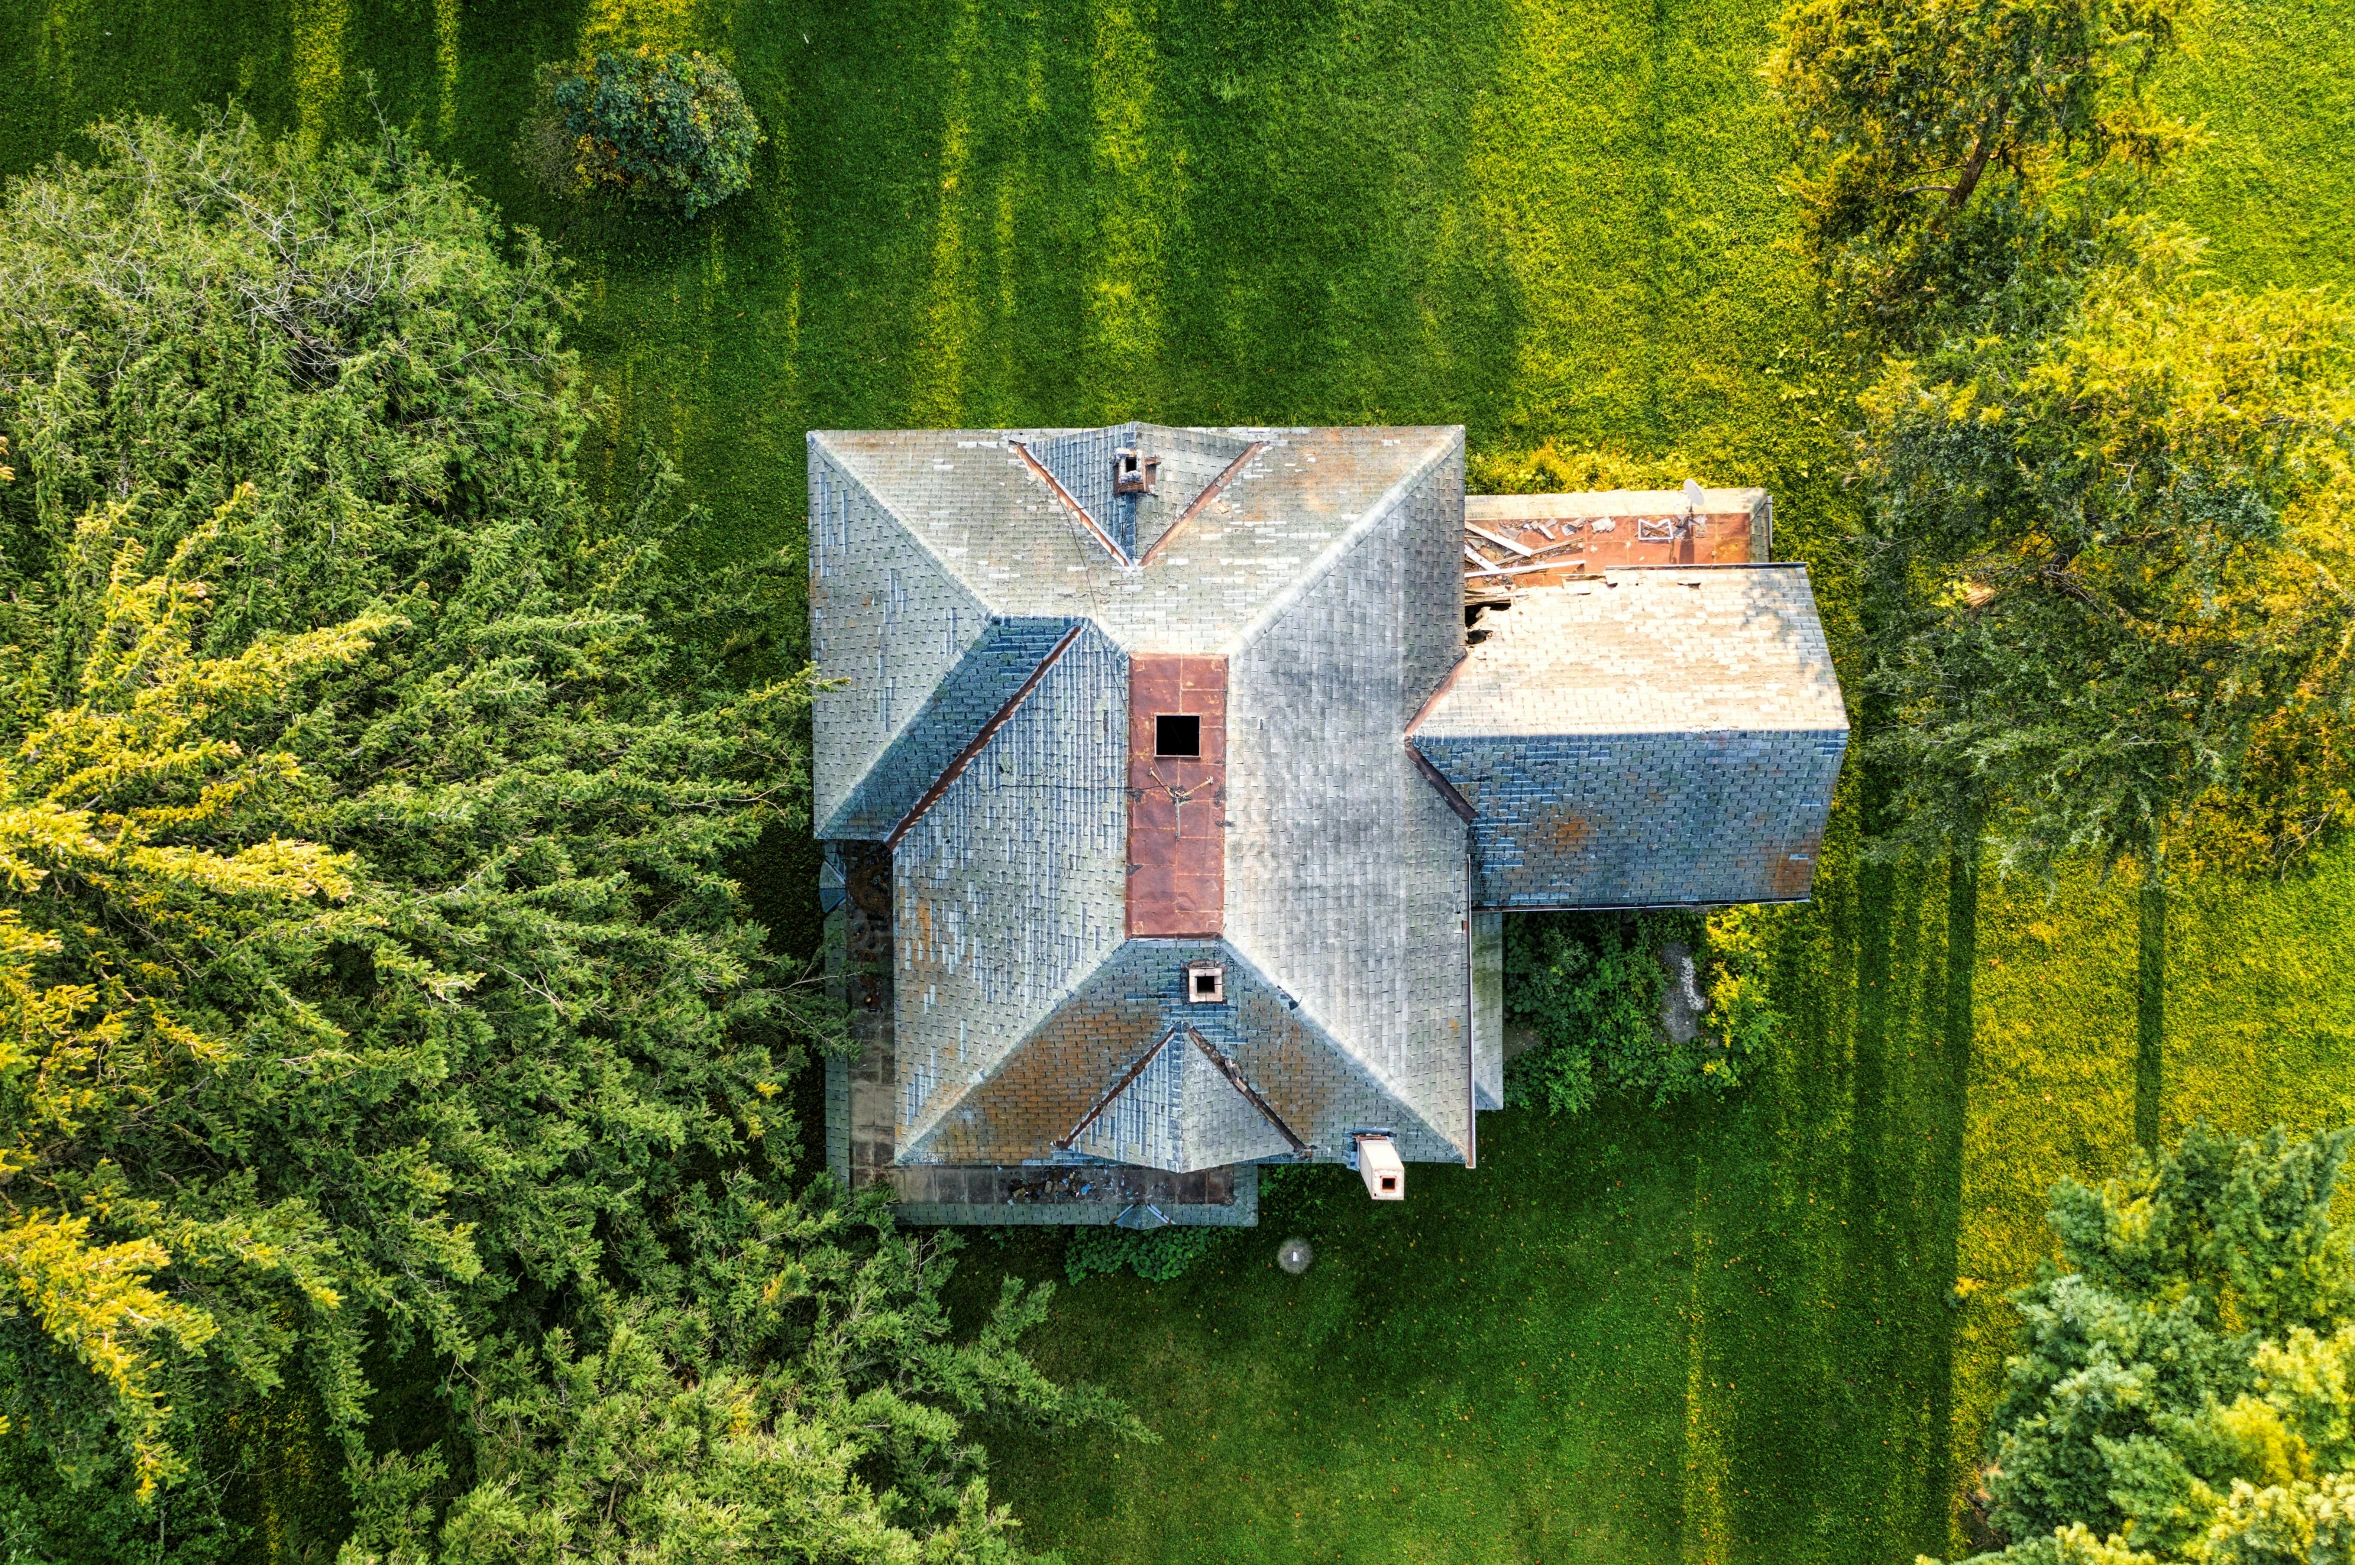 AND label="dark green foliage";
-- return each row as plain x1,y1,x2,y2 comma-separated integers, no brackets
1960,1123,2355,1563
548,50,762,219
1062,1223,1234,1286
1504,909,1778,1117
0,112,1132,1562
